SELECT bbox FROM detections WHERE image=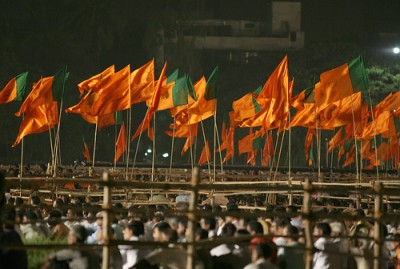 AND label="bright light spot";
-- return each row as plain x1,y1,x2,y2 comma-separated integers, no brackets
145,152,148,156
162,153,169,158
393,47,400,54
147,149,152,153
